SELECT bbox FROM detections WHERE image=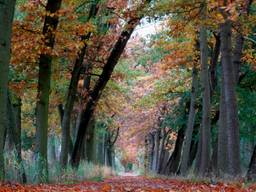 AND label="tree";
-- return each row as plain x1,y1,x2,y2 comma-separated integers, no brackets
71,0,151,167
60,1,99,167
195,2,211,176
35,0,62,183
0,0,16,181
218,11,241,178
71,18,140,167
180,66,198,175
